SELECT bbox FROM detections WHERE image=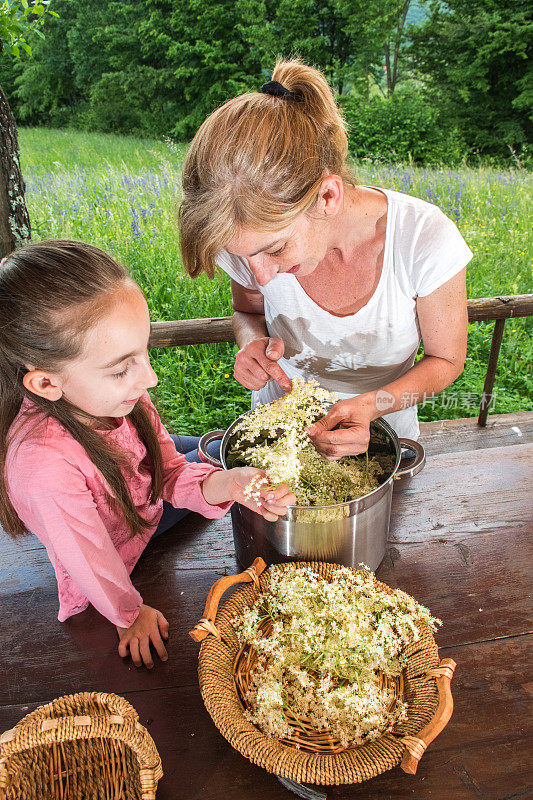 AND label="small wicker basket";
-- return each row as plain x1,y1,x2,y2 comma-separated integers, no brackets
190,558,456,786
0,691,163,800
